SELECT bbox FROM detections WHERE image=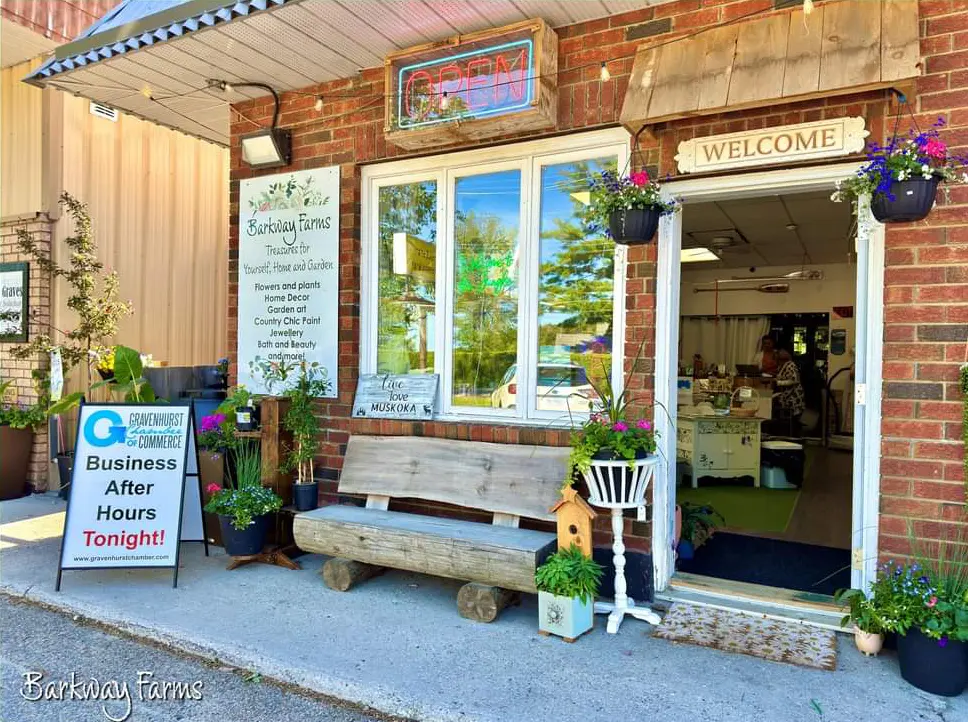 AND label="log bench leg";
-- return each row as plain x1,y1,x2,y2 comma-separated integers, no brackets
457,583,519,623
321,558,384,591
